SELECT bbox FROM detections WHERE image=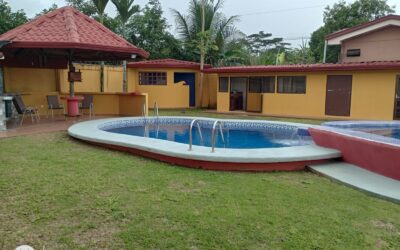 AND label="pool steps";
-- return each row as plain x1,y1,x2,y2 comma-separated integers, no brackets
309,162,400,204
211,120,225,153
188,119,204,151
